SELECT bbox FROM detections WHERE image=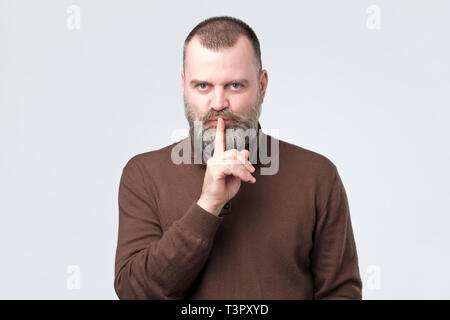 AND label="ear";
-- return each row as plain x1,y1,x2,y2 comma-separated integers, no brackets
259,69,268,102
181,70,185,91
